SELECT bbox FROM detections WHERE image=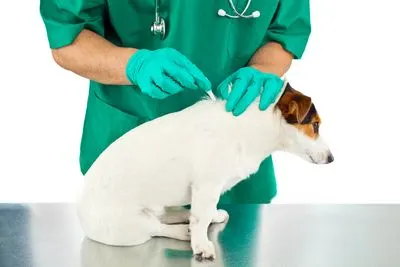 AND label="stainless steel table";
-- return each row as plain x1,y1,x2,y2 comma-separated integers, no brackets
1,204,399,267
